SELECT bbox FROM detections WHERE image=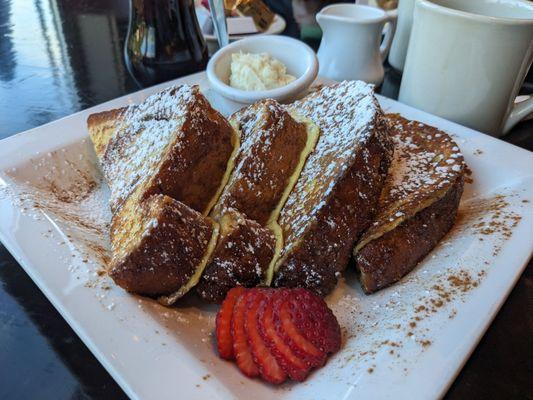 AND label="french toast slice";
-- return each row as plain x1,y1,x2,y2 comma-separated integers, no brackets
87,107,127,158
210,99,319,286
87,84,238,215
212,99,318,226
109,194,219,301
354,114,465,293
196,209,276,303
272,81,393,296
87,85,239,304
